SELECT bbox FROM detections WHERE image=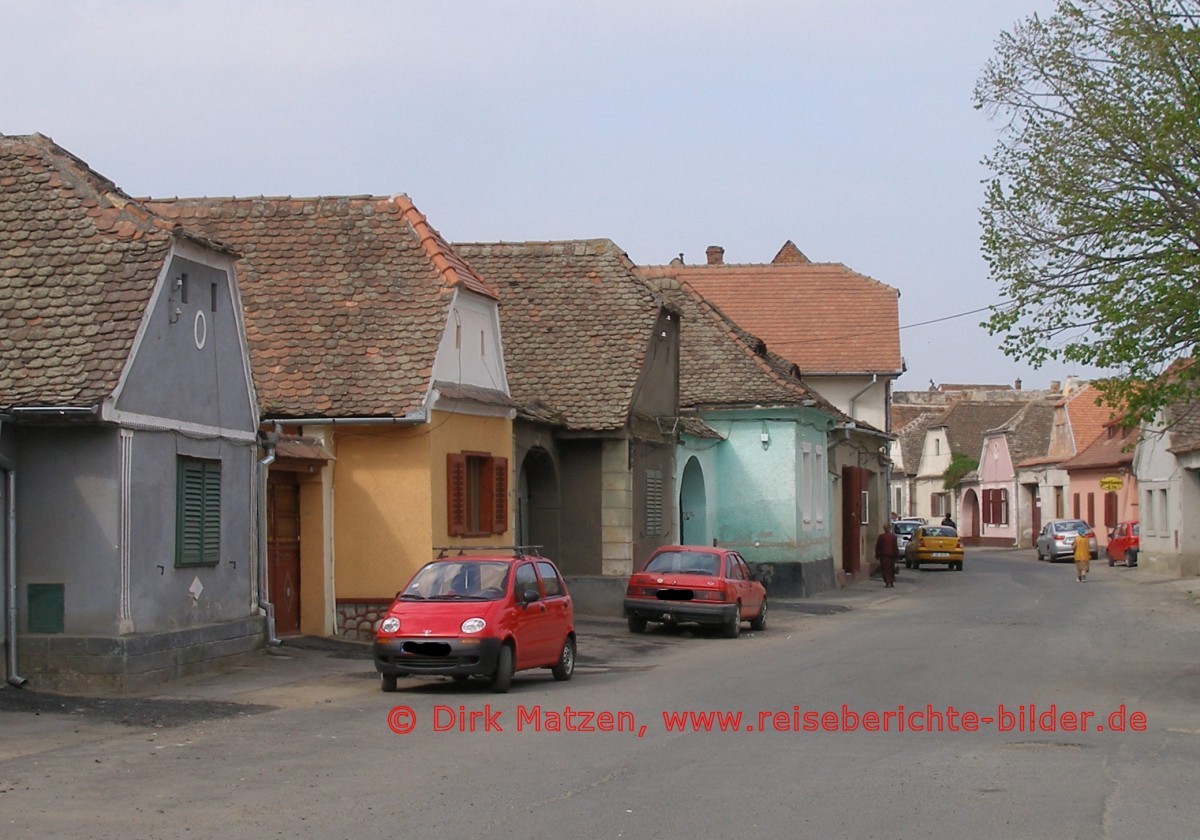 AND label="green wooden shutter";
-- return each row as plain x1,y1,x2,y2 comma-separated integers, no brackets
177,458,221,566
